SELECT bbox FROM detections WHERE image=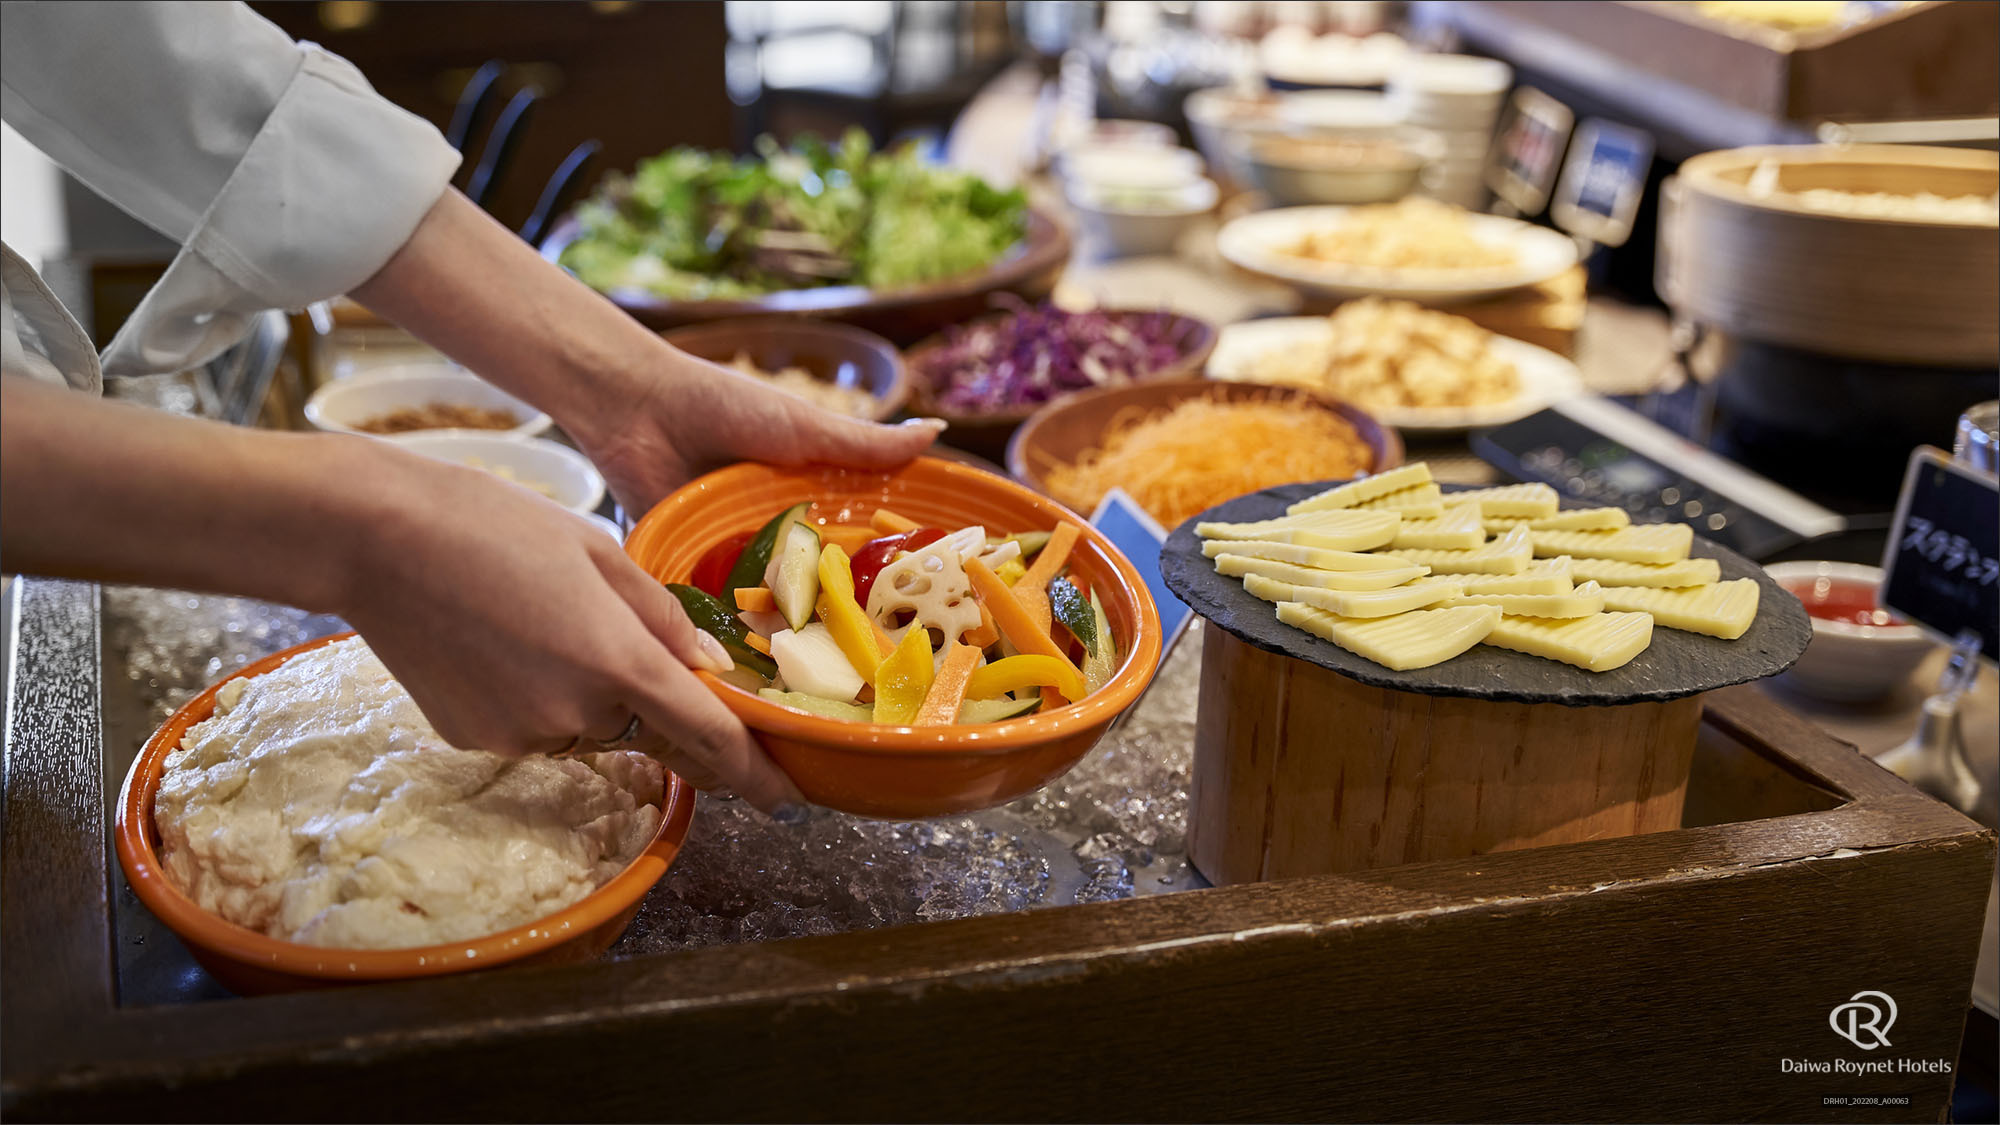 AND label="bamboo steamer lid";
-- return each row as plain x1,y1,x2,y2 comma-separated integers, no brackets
1661,144,1998,366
